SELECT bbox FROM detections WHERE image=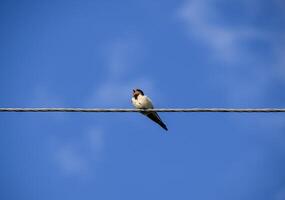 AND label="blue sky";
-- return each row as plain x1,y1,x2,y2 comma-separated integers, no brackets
1,0,285,199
